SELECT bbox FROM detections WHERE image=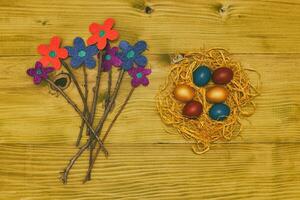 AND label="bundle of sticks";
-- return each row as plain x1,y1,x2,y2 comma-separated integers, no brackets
26,18,151,183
